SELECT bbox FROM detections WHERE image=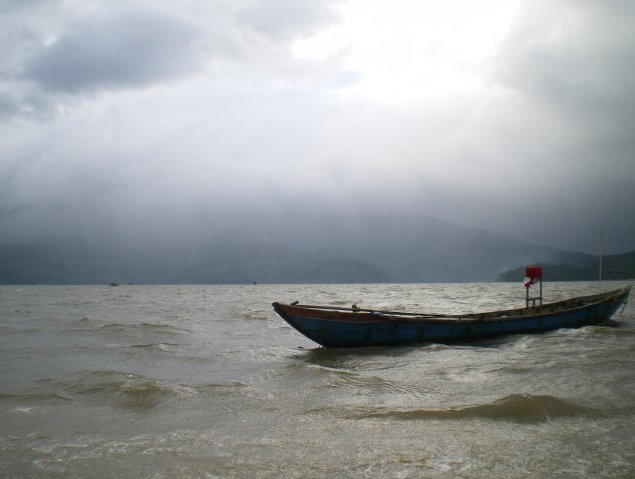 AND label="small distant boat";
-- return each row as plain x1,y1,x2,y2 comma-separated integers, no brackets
272,286,631,348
